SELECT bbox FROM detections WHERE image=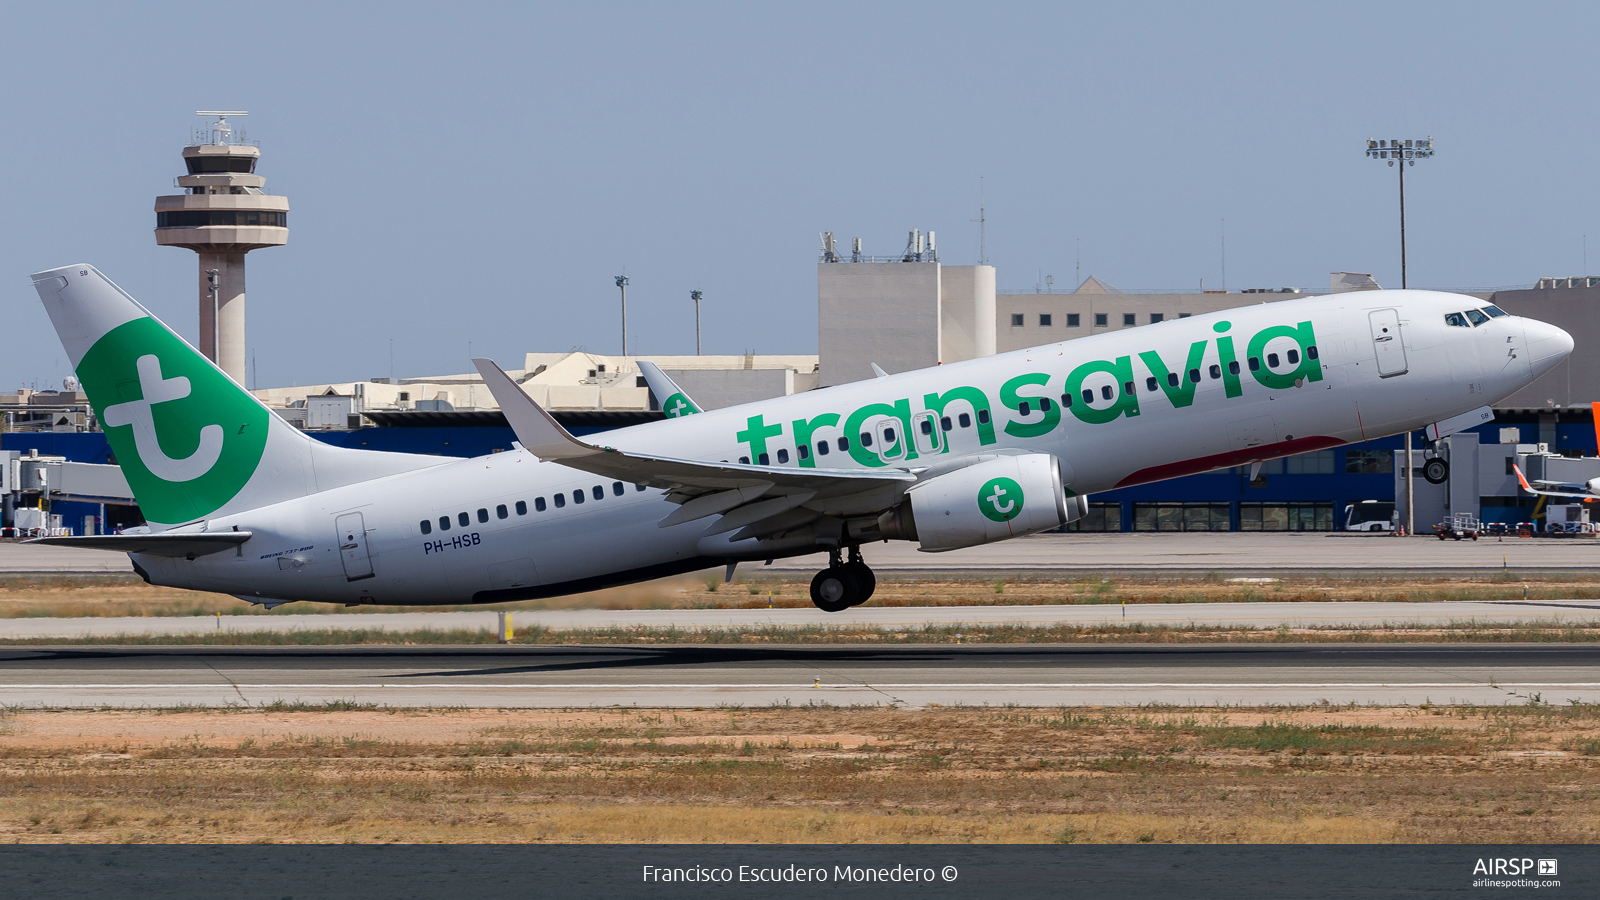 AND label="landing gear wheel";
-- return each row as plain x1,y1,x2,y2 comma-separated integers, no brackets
1423,457,1449,485
810,567,858,613
844,546,875,606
